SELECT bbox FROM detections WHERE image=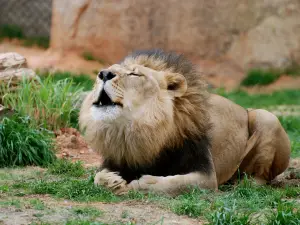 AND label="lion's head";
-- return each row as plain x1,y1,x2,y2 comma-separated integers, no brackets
79,49,210,167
